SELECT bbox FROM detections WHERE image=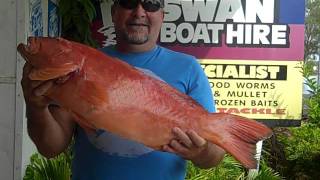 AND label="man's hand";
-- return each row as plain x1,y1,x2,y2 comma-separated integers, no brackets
21,63,75,158
162,127,208,160
163,127,225,169
21,63,54,109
